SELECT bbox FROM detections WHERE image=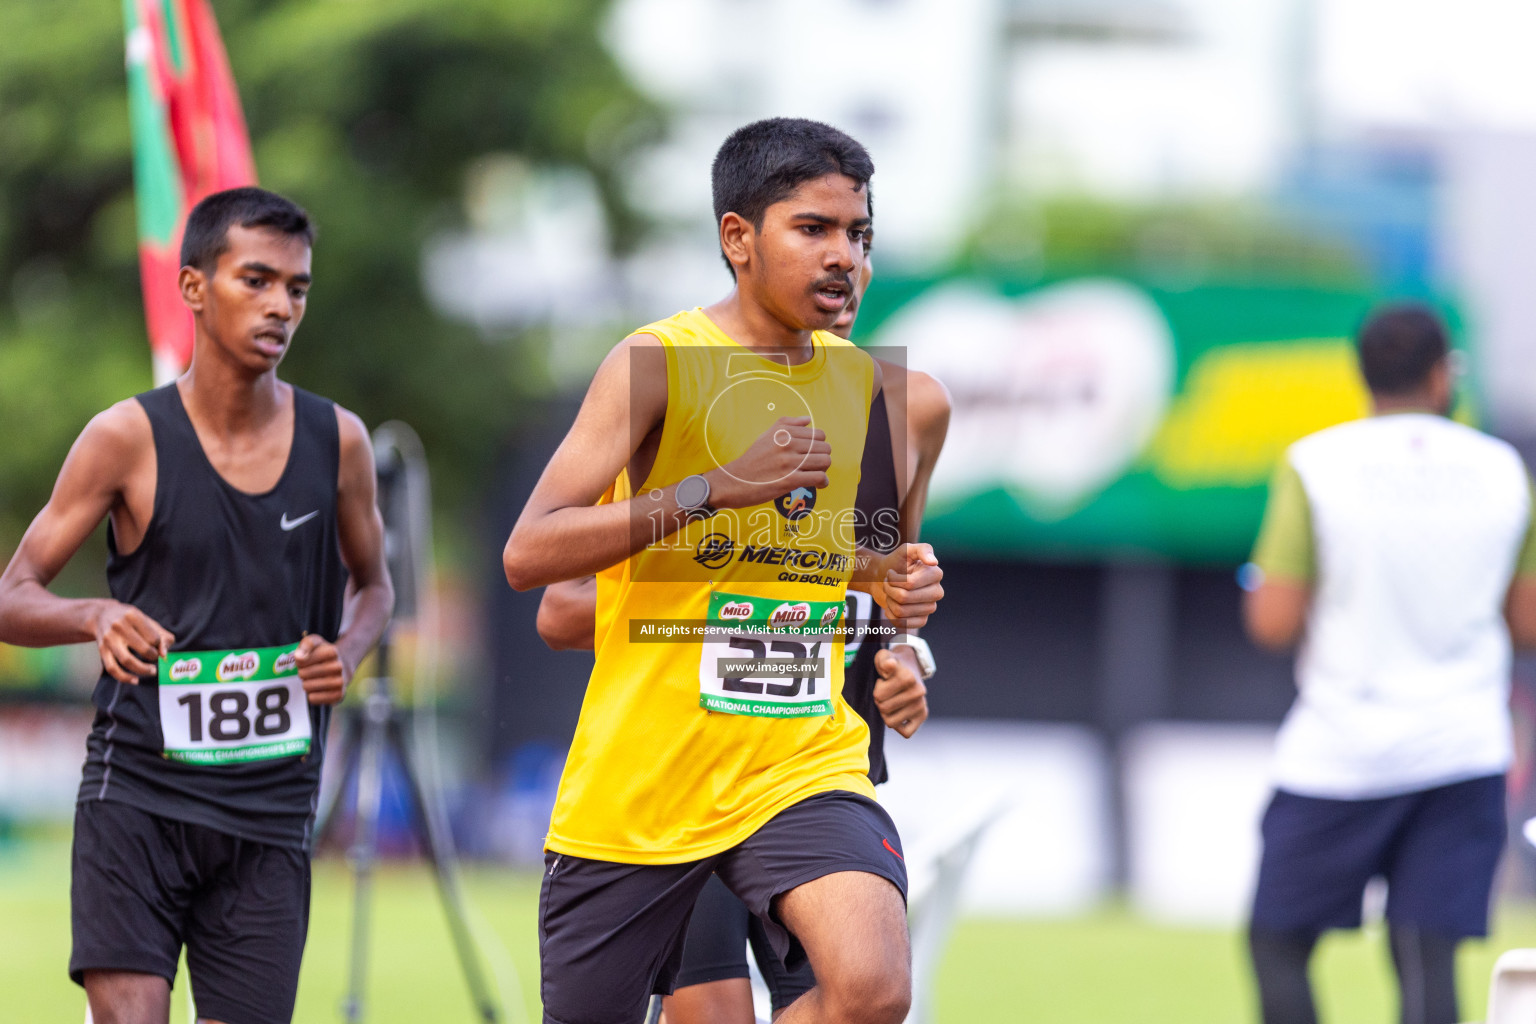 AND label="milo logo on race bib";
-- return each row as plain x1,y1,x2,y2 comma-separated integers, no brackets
768,602,810,628
158,641,310,765
168,658,202,682
216,651,261,682
701,590,841,718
